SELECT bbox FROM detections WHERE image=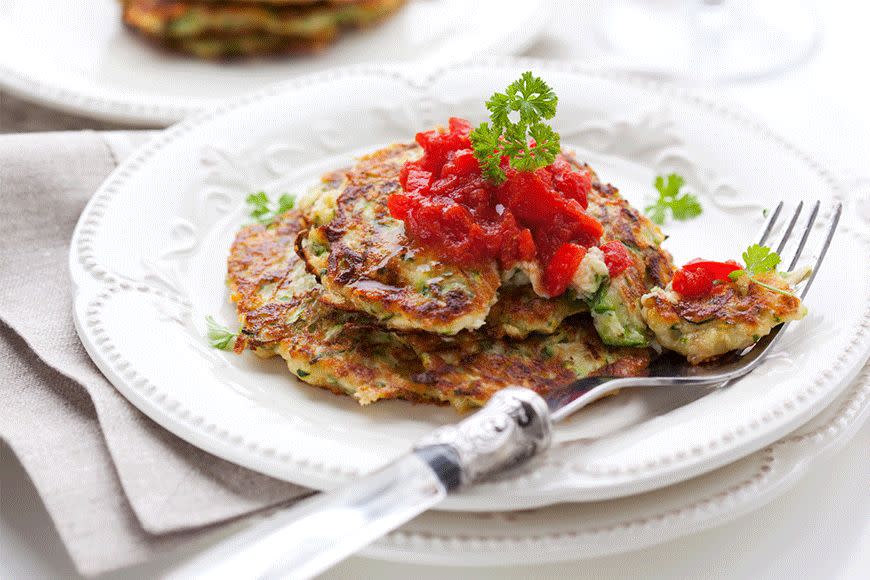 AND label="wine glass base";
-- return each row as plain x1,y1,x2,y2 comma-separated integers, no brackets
594,0,820,83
